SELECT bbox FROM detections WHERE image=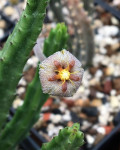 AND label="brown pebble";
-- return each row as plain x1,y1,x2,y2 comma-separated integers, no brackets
67,121,74,127
104,80,112,94
34,119,45,130
62,99,75,107
94,84,104,92
4,6,16,16
79,113,87,119
87,117,98,123
74,99,90,107
24,67,36,82
113,78,120,90
93,134,105,145
89,87,97,99
87,129,97,135
105,45,115,56
90,99,102,107
89,67,98,75
50,104,59,109
104,67,114,76
0,20,6,29
9,0,19,5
